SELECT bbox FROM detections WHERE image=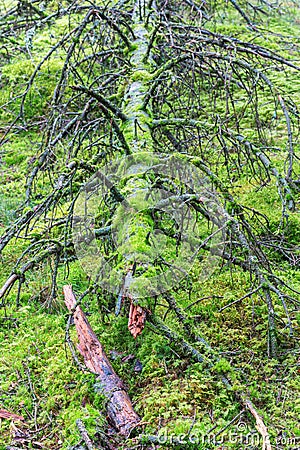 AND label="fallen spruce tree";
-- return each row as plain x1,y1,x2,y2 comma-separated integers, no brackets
0,0,300,447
